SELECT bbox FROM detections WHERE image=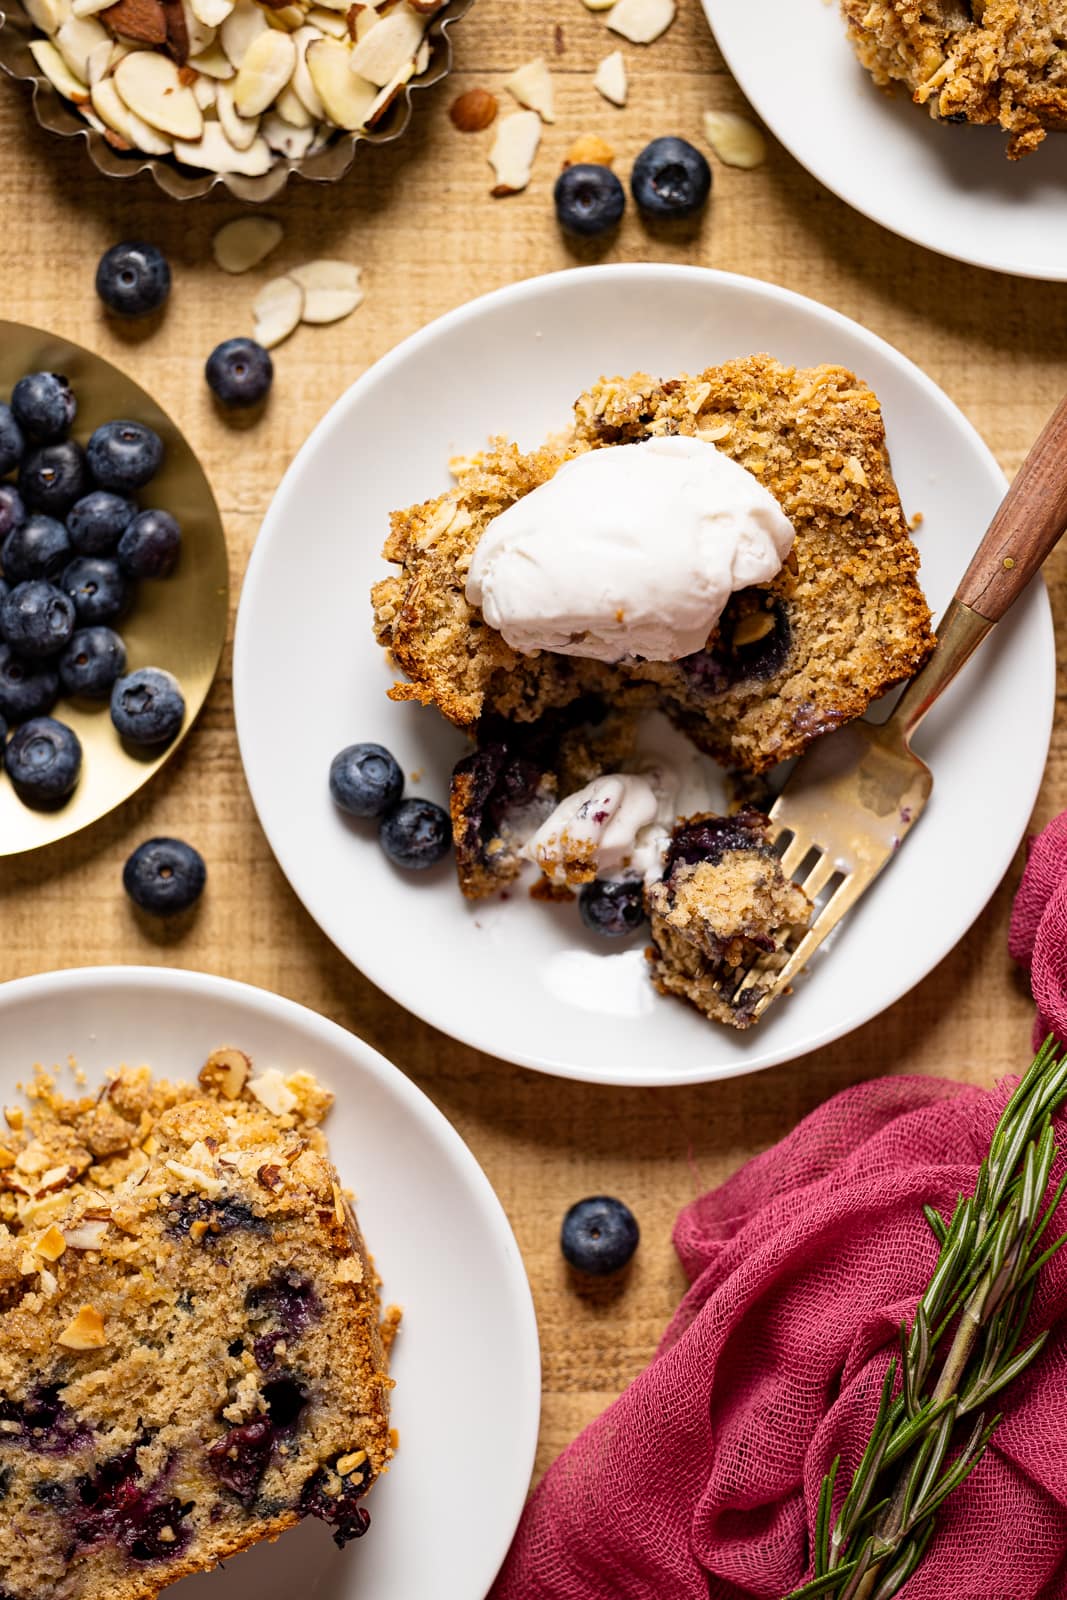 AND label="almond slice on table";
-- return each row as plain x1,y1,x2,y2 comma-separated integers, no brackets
290,25,326,118
100,0,167,44
217,79,261,146
489,108,540,195
349,2,422,85
289,259,362,323
594,49,626,106
252,275,304,347
188,40,234,76
220,0,267,66
29,39,89,101
114,49,203,134
173,120,272,170
56,14,108,82
233,28,295,114
702,109,767,169
504,56,554,122
606,0,675,44
275,82,312,125
216,213,282,270
262,110,315,155
306,37,376,127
